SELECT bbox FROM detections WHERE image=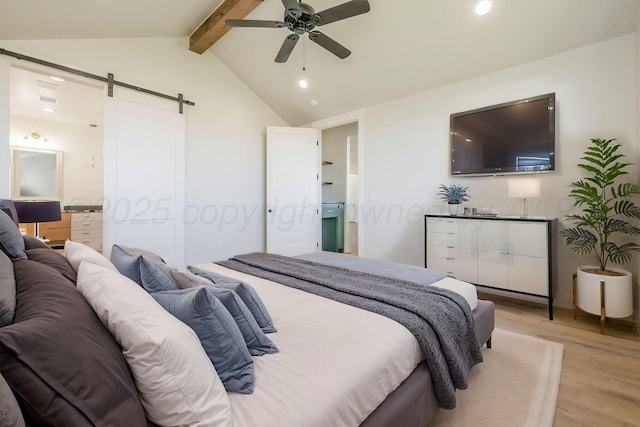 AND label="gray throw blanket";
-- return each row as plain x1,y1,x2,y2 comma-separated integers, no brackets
217,252,483,409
